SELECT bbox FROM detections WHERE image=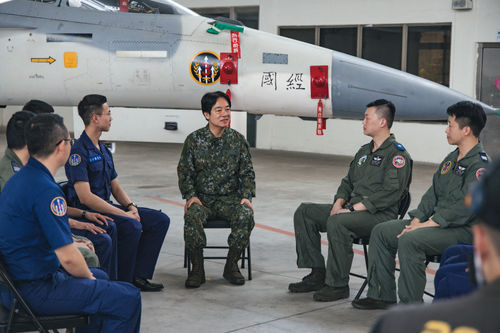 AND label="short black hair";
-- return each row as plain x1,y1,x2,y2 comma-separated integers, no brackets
78,94,107,126
23,100,55,114
6,111,36,150
25,114,67,158
446,101,486,137
201,91,231,117
366,99,396,129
